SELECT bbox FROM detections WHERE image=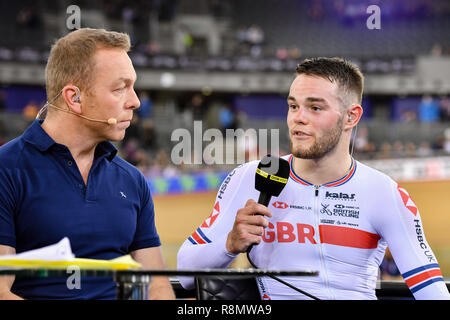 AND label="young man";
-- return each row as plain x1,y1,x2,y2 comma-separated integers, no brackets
177,57,450,300
0,28,175,299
